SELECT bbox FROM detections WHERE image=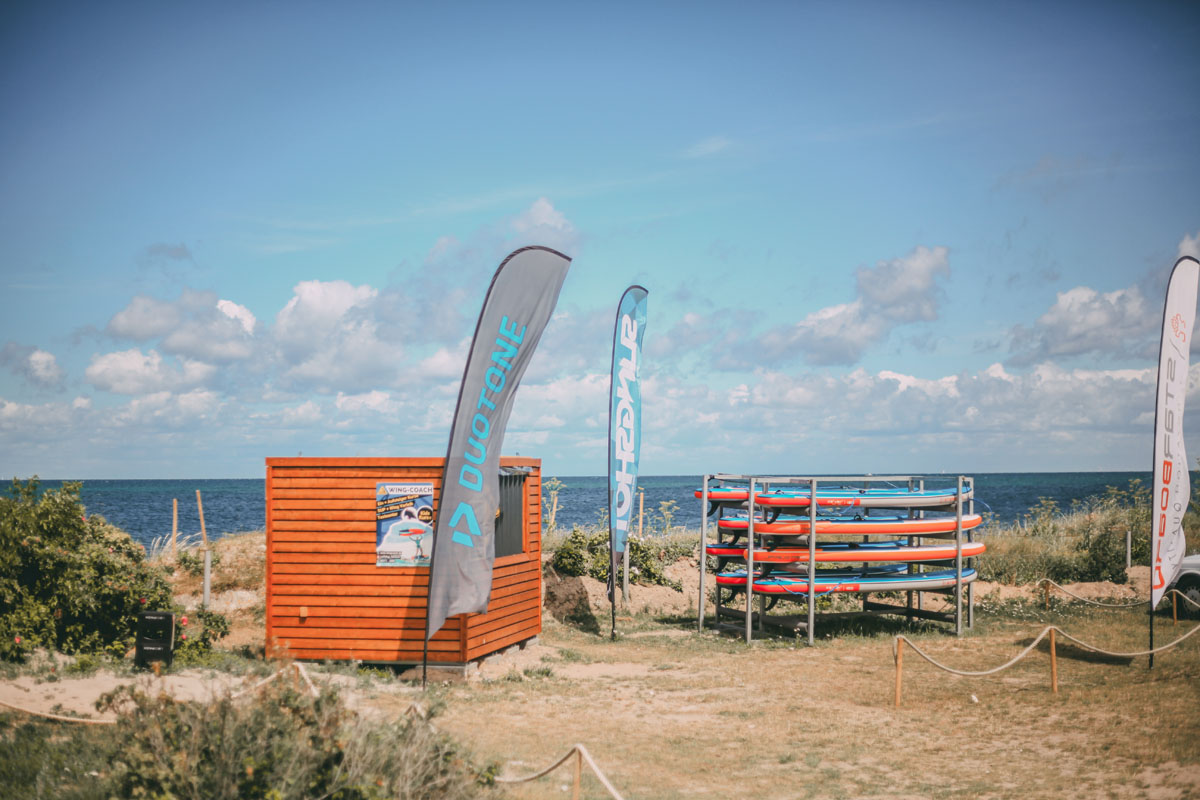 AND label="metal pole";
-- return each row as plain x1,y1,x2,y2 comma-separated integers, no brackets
954,476,963,637
625,490,639,604
966,476,974,629
807,478,817,647
746,478,756,643
916,479,924,614
203,549,212,608
699,478,708,632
